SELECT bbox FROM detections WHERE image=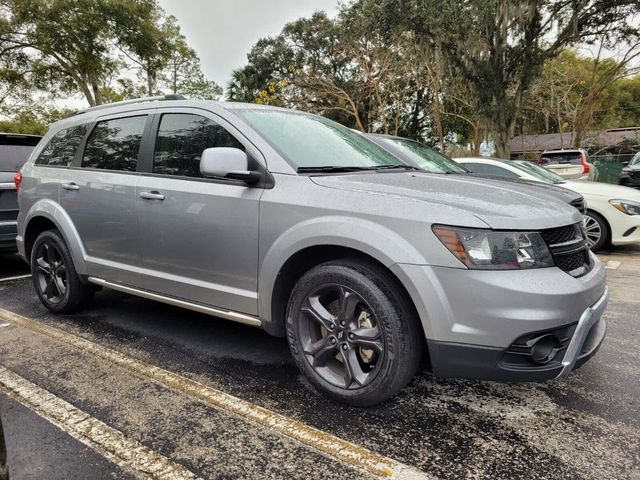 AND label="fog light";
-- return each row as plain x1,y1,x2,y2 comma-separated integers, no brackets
531,334,559,364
